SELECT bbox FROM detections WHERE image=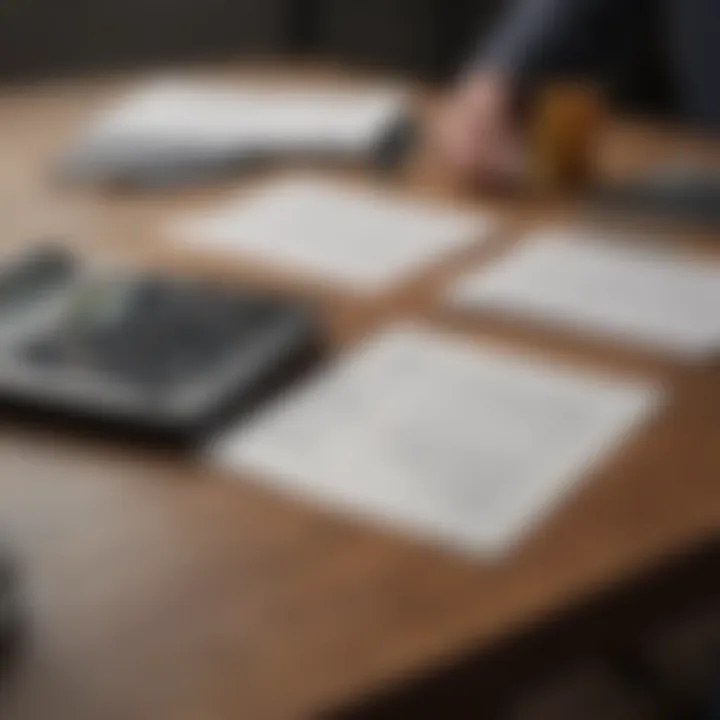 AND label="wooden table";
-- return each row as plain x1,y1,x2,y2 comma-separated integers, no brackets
0,67,717,720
